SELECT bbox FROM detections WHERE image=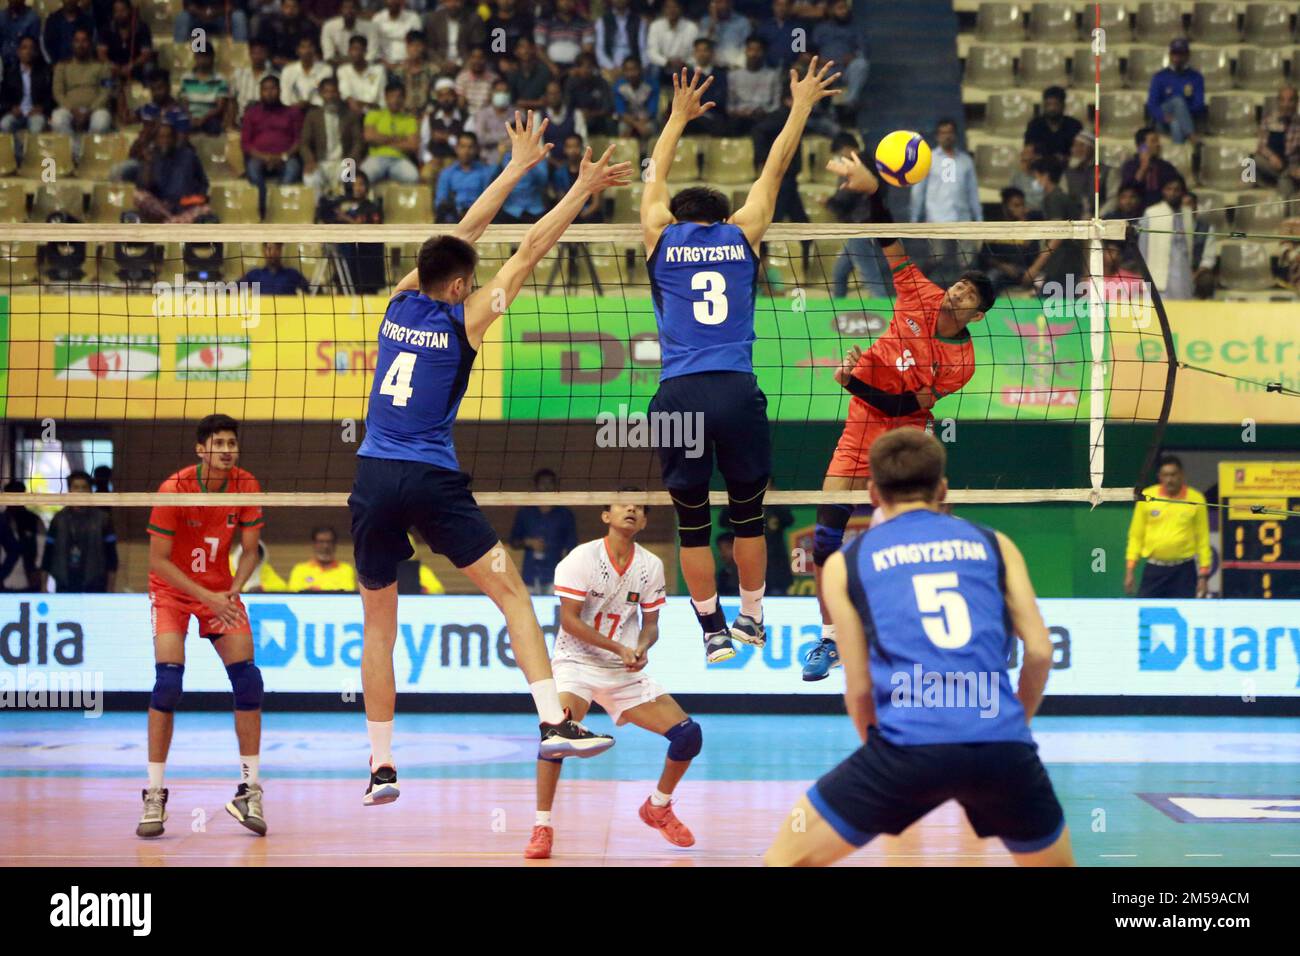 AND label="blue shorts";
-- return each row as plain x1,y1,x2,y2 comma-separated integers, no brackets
348,456,499,587
648,370,771,490
809,727,1066,854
